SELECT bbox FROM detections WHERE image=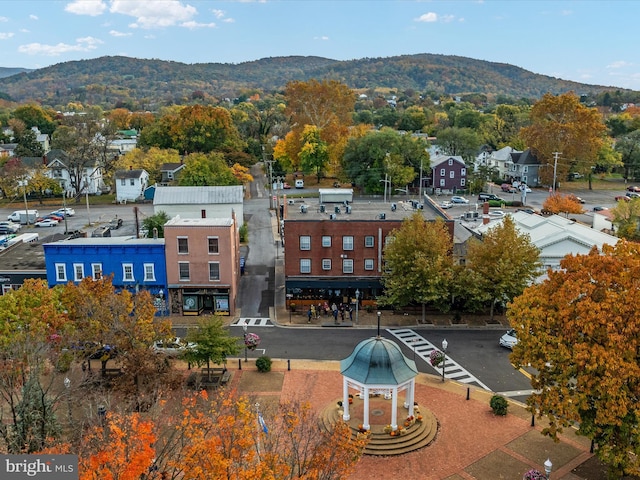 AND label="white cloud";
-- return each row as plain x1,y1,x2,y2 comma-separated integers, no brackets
607,60,632,69
110,0,197,29
440,14,455,23
0,32,14,40
18,36,103,56
109,29,132,37
212,9,225,19
313,36,329,41
65,0,107,16
181,21,216,29
0,16,8,22
415,12,438,23
29,15,38,20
